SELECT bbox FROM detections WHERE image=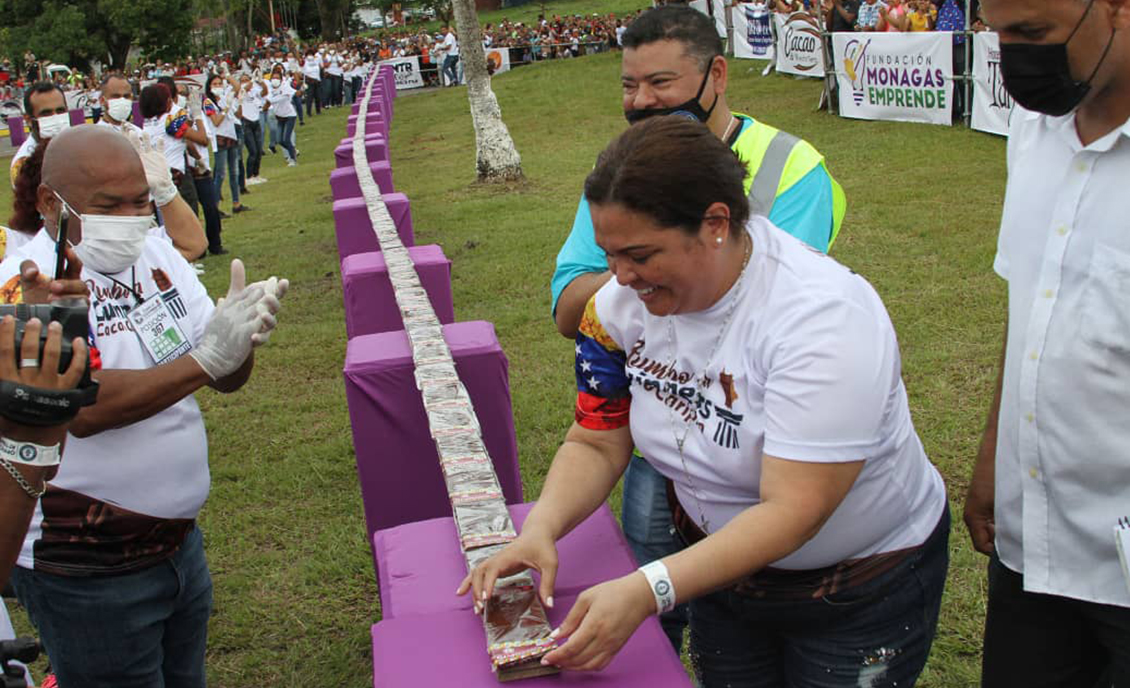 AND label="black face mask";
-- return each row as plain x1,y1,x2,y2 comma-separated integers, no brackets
999,0,1115,117
624,62,719,125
